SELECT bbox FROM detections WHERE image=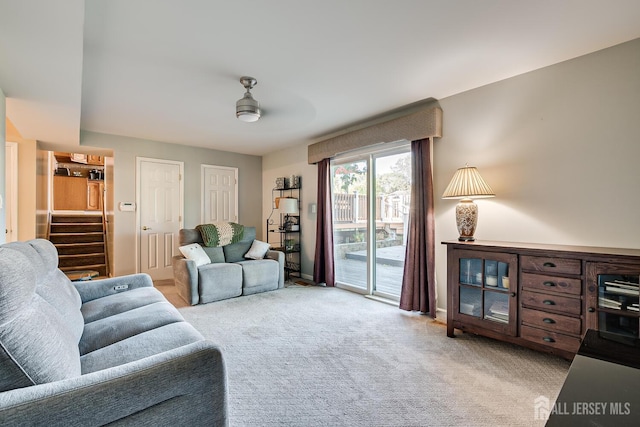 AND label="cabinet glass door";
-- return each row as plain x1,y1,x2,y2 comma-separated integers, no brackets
459,257,511,324
597,273,639,338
